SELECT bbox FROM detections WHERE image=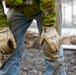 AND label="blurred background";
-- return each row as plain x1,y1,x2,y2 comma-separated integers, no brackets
62,0,76,49
0,0,76,75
